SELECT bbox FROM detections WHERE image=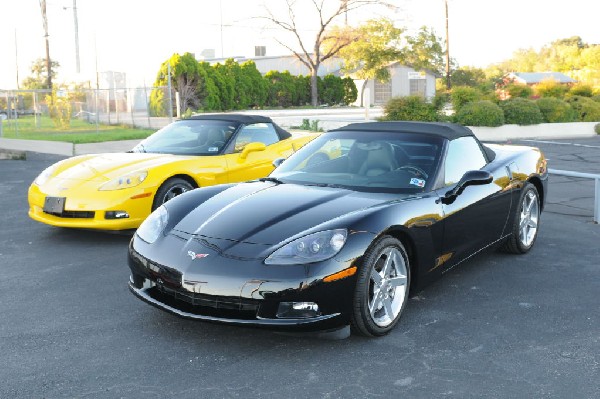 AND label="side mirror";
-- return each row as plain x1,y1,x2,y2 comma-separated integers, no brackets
442,170,493,204
272,157,285,168
239,142,266,160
